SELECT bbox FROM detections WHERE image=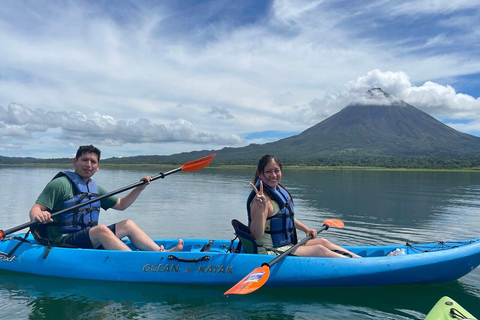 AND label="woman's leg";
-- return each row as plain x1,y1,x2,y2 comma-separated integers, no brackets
305,238,361,257
295,244,348,258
